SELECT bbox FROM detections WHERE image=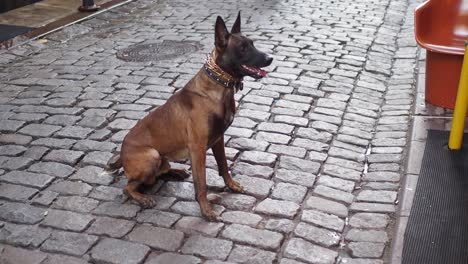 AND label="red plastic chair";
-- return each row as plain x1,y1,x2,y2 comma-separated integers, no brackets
415,0,468,109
